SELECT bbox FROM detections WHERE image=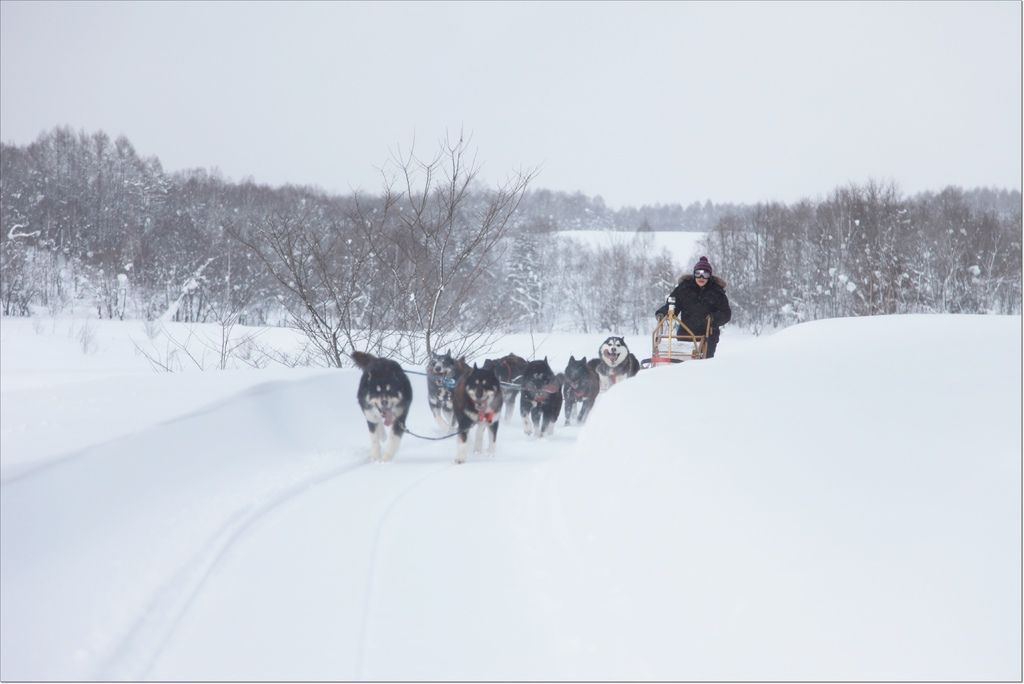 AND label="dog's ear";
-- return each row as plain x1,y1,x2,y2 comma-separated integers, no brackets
568,354,575,363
